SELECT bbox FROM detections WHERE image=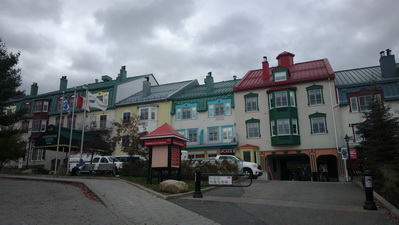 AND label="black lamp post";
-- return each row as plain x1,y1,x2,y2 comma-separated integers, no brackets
344,134,352,181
